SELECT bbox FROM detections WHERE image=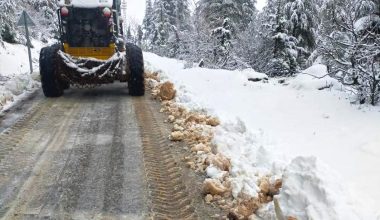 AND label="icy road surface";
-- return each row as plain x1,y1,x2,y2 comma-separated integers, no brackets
0,84,220,219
